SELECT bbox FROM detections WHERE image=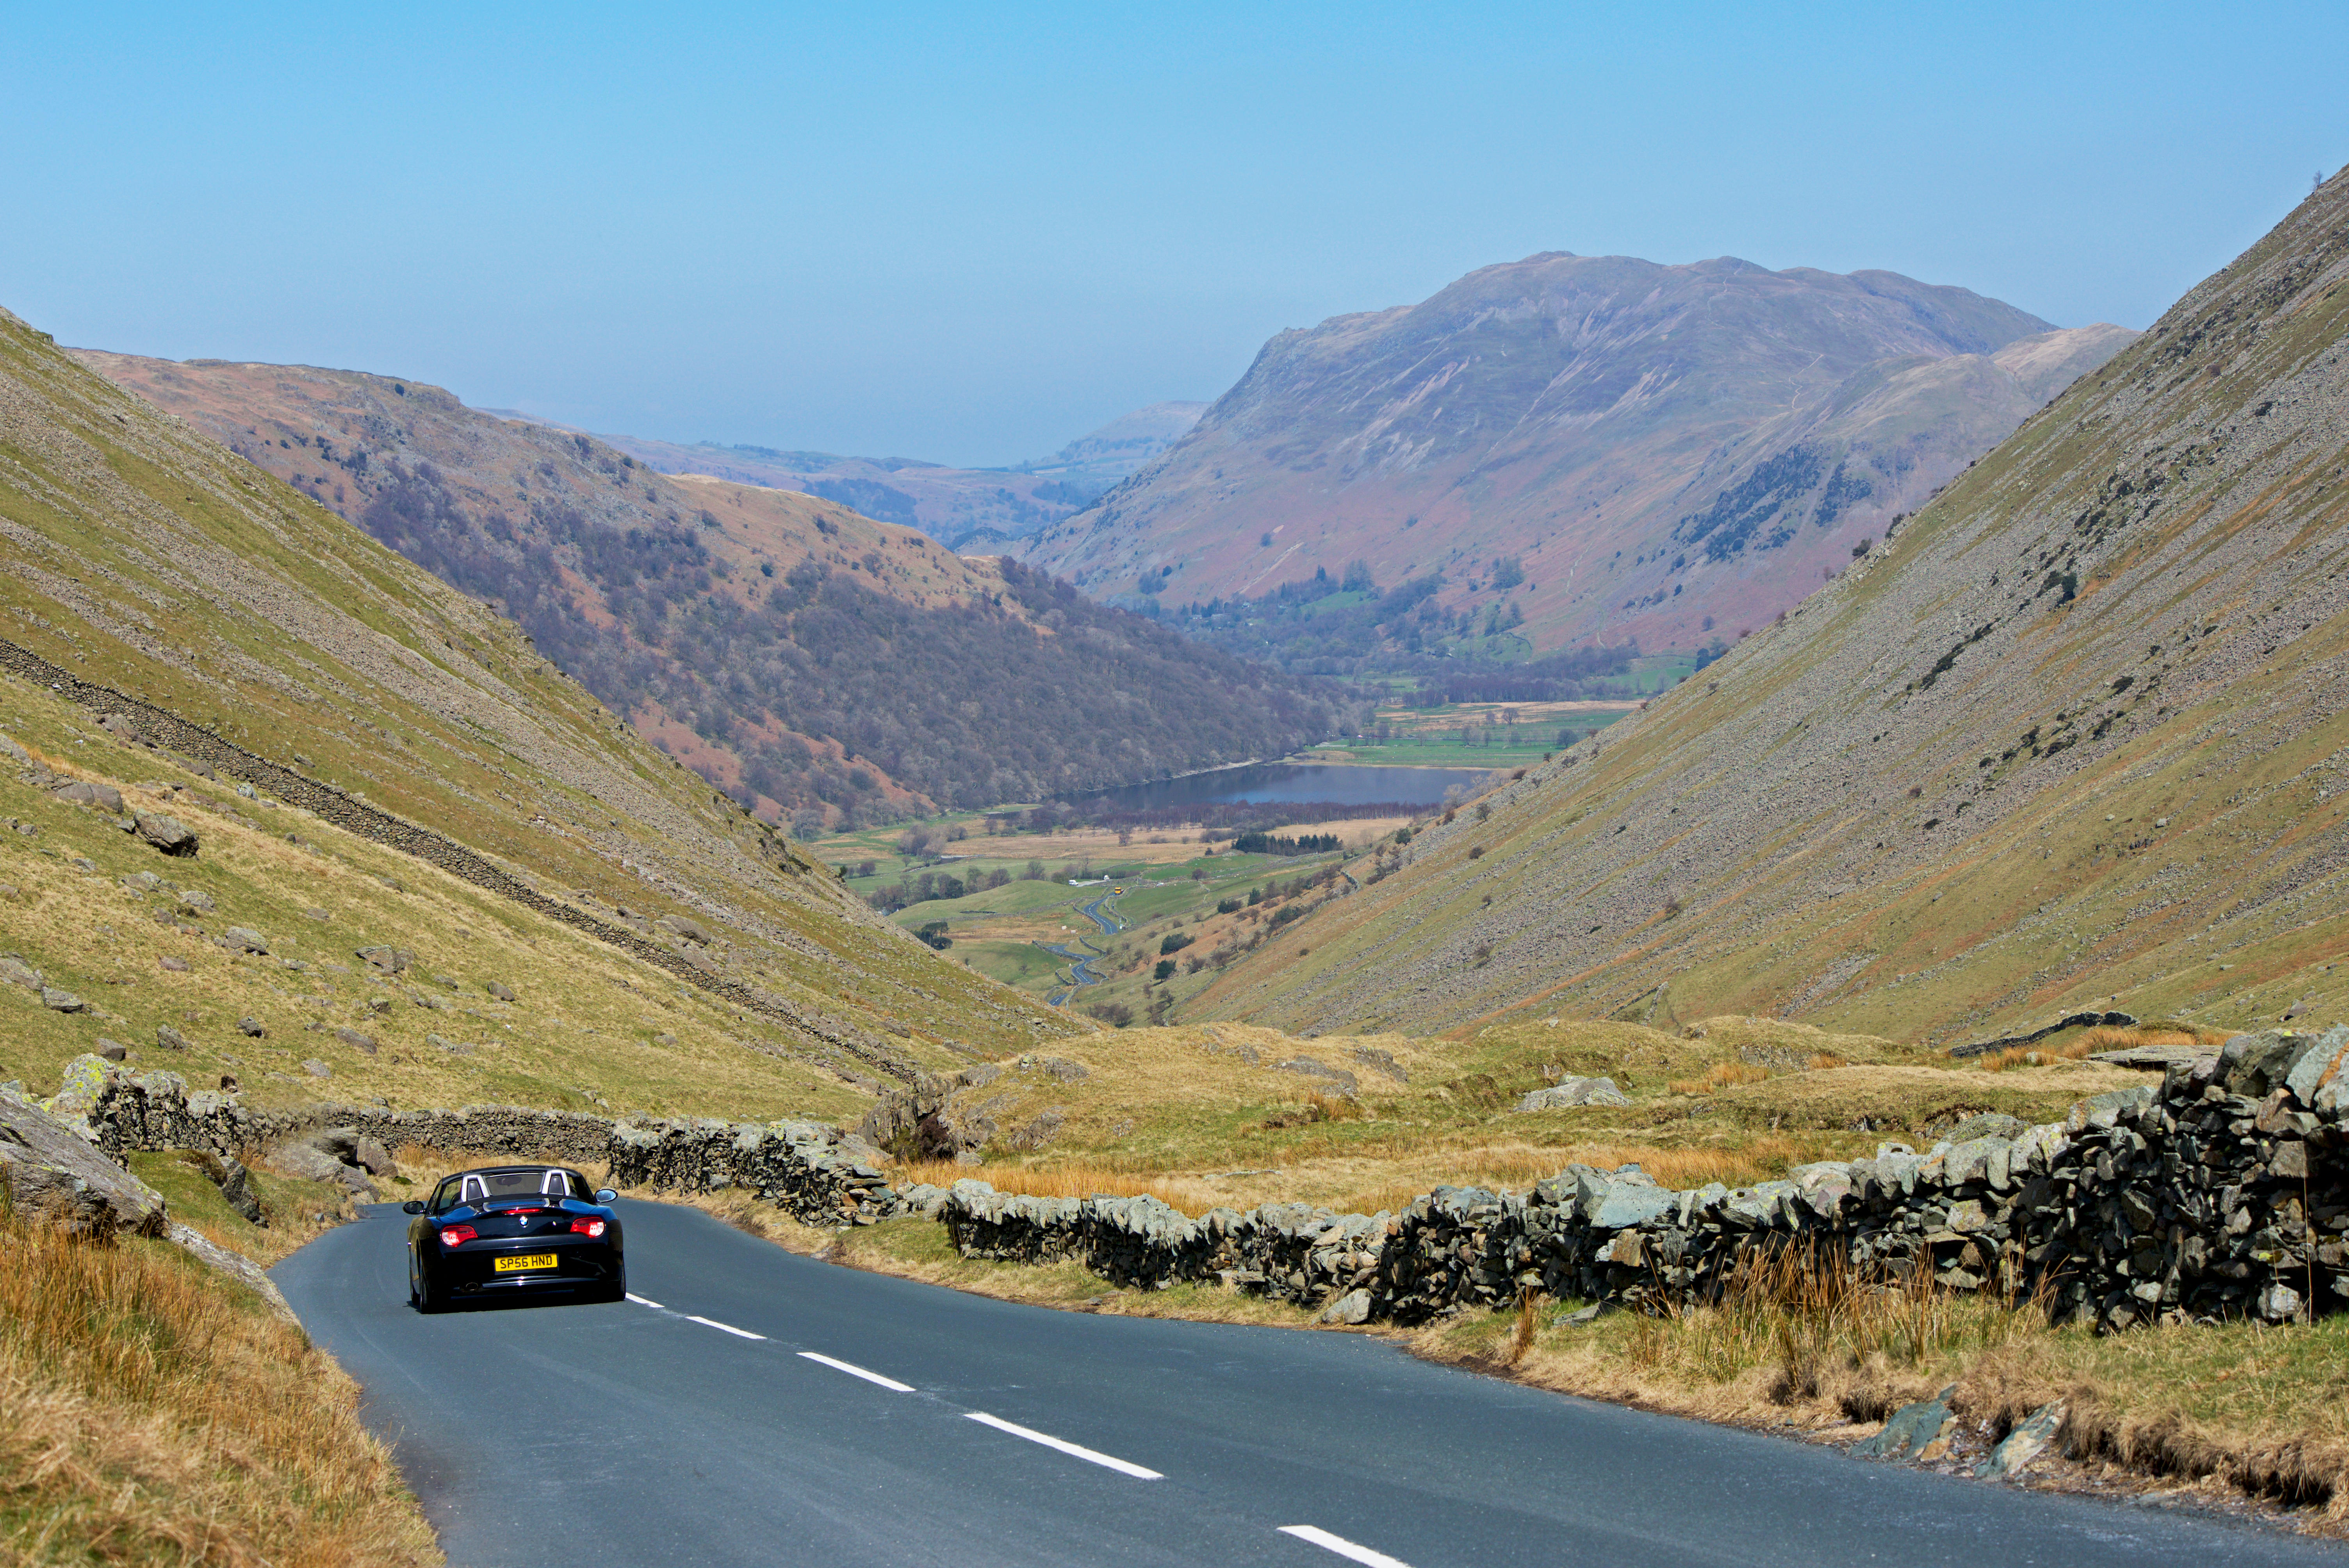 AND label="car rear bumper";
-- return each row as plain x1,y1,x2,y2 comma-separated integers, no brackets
436,1240,621,1293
